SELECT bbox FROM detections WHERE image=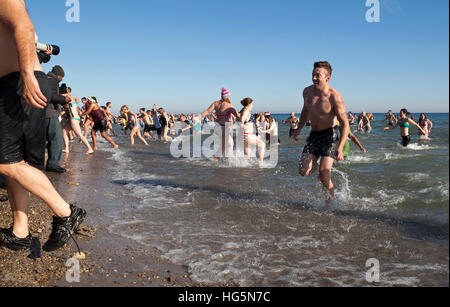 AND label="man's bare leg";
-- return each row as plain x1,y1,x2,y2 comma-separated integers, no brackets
318,157,335,198
299,153,319,177
5,177,30,238
91,129,98,150
0,163,71,224
101,131,118,148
